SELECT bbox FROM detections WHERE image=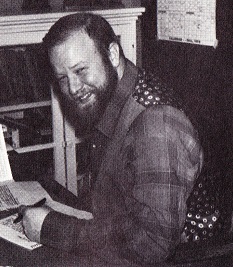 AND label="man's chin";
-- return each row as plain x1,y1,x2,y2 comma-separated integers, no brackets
74,106,104,132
